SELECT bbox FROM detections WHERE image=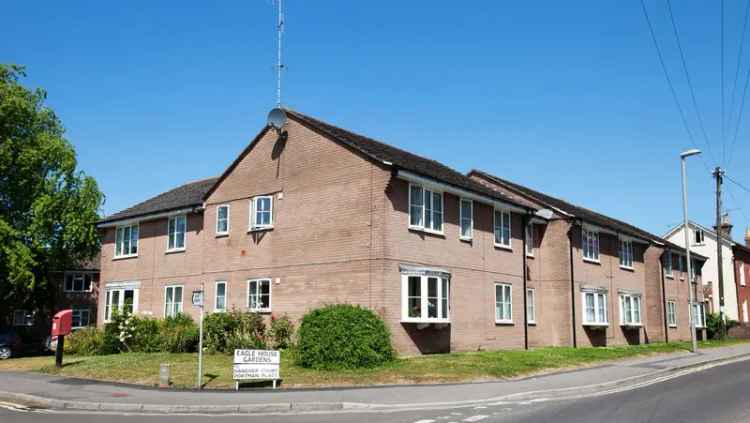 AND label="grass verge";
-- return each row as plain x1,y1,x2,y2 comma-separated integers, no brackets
0,339,744,389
